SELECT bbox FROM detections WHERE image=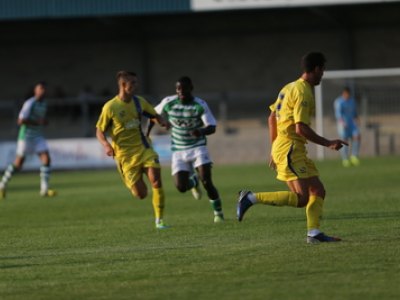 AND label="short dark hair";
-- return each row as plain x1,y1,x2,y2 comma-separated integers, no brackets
301,52,326,73
177,76,193,86
116,71,137,82
343,86,351,93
